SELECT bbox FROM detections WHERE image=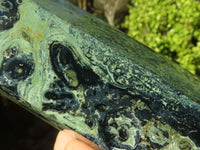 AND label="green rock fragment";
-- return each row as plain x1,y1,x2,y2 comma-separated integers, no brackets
0,0,199,149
